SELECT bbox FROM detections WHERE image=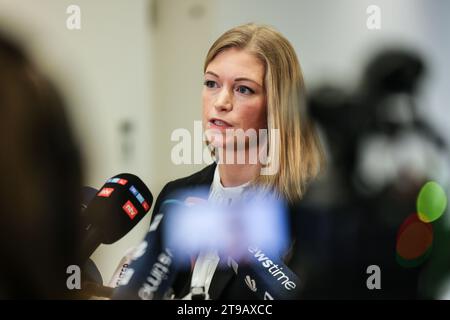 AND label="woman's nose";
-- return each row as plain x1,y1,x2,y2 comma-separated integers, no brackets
214,88,233,112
